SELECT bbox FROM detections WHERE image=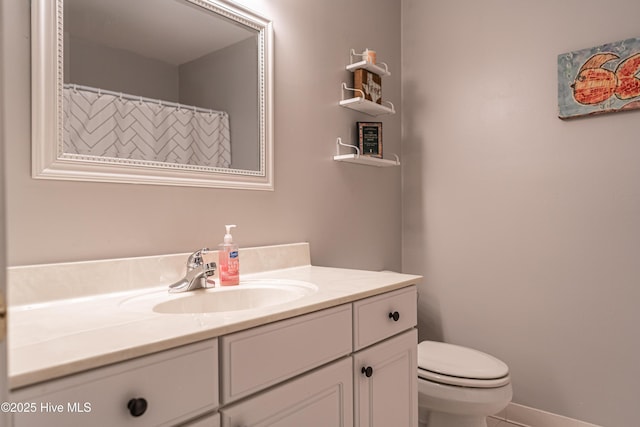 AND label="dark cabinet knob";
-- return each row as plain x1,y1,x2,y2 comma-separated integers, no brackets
127,398,148,417
361,366,373,377
389,311,400,321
